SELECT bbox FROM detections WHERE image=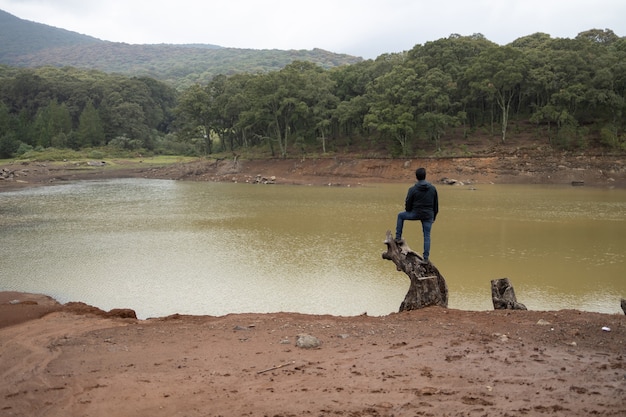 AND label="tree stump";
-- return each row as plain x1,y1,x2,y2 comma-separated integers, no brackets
382,231,448,311
491,278,527,310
